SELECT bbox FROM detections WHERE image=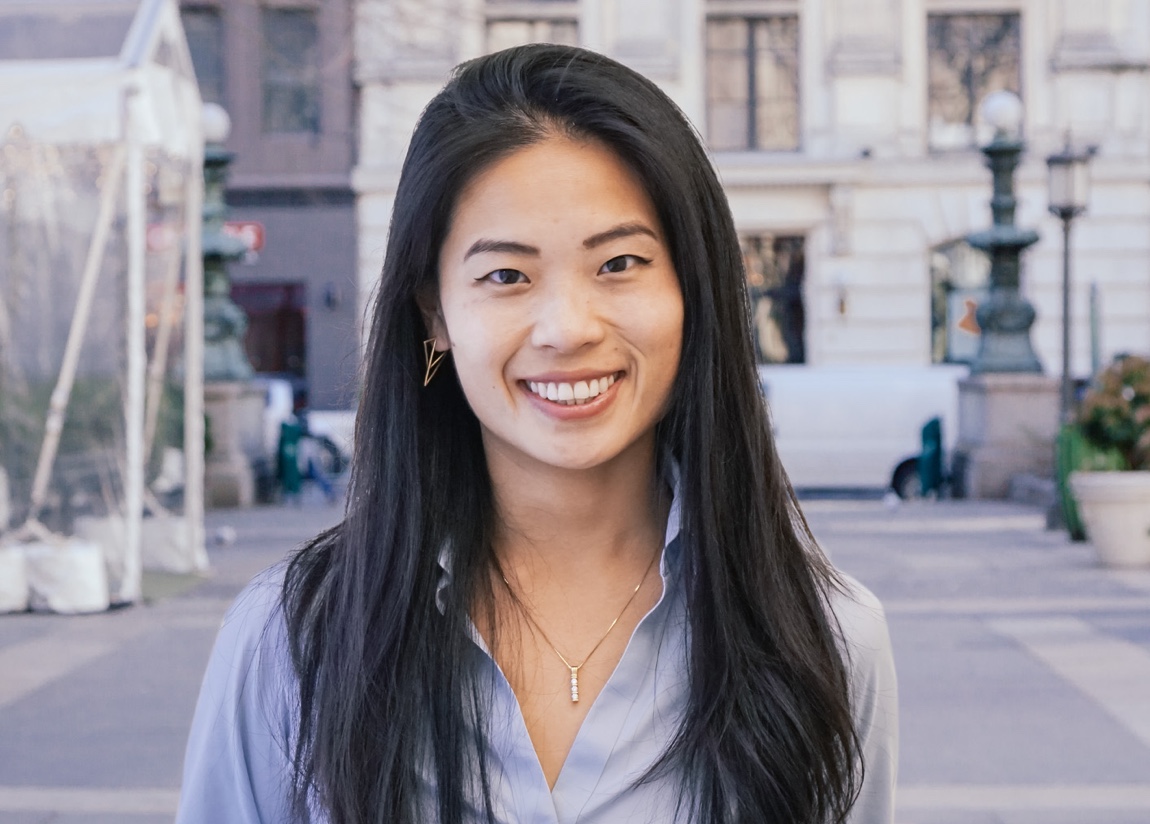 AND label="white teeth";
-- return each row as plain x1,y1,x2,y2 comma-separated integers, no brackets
526,374,618,405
